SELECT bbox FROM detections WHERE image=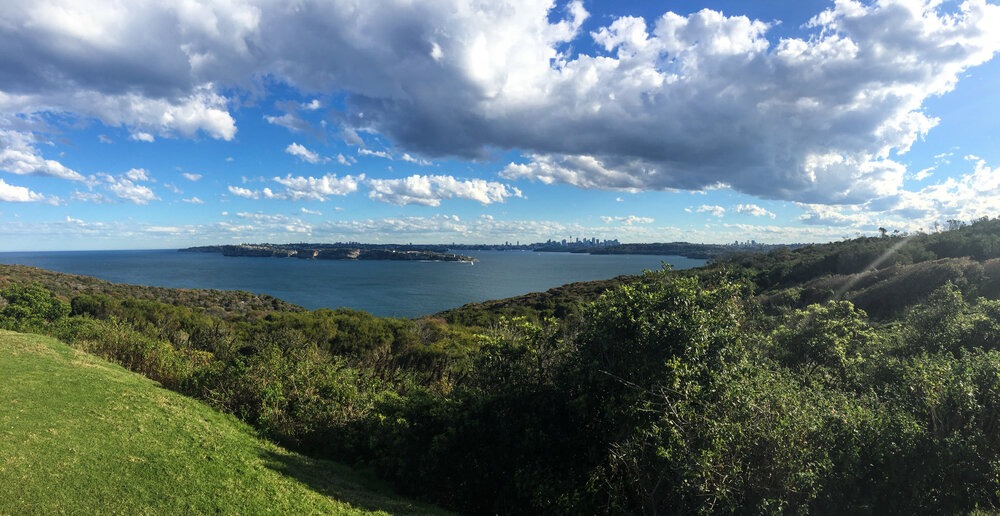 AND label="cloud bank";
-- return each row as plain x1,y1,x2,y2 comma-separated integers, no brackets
2,0,999,212
368,175,523,206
